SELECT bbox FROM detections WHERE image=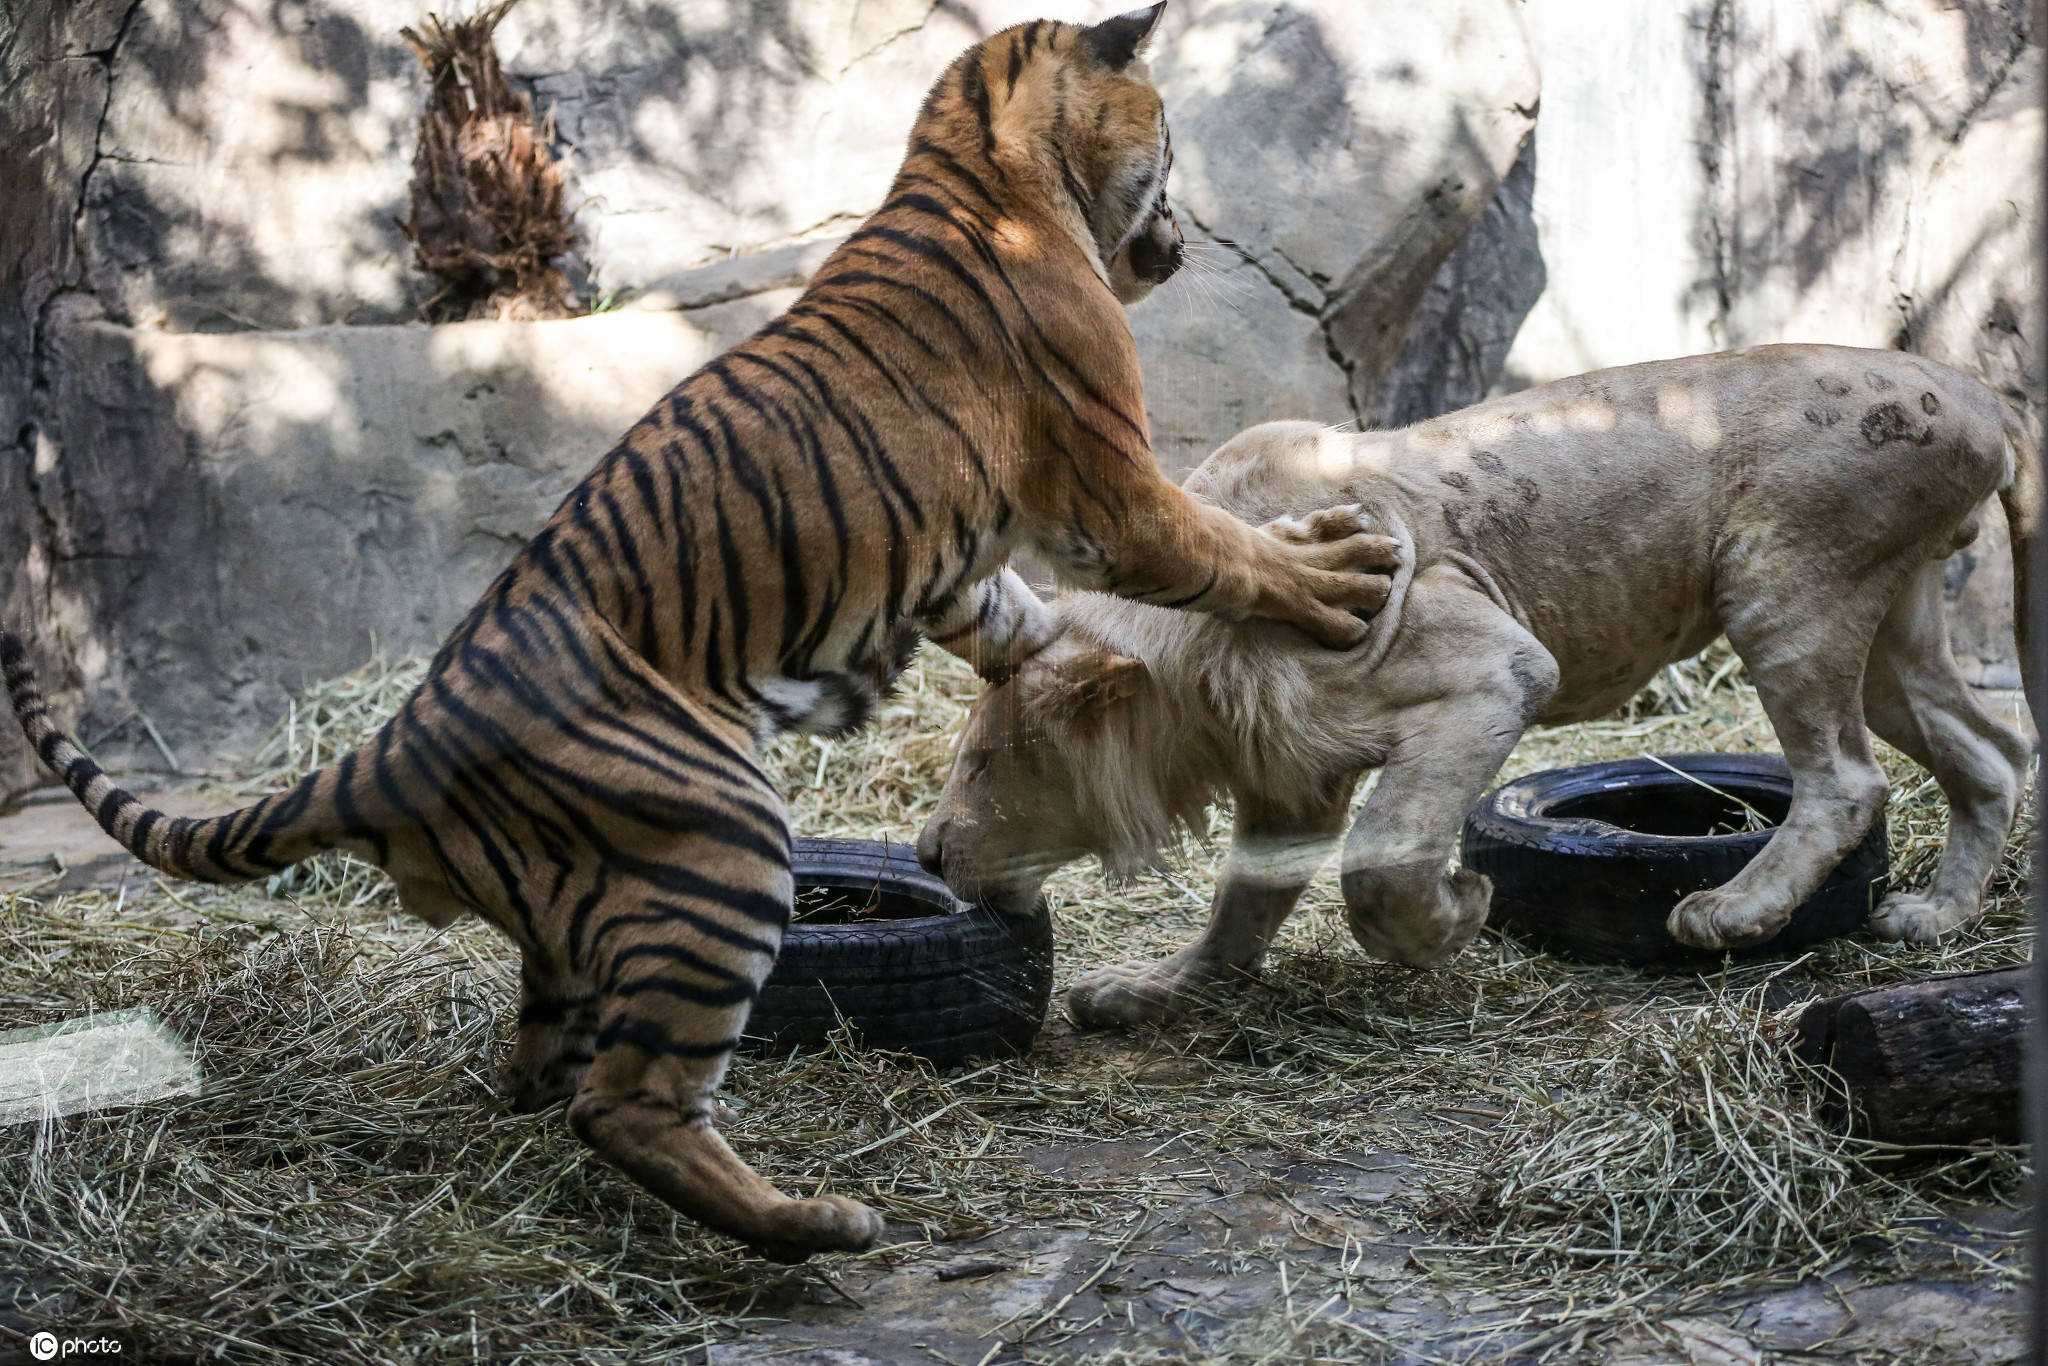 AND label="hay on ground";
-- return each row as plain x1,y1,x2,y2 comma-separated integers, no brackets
0,638,2029,1361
